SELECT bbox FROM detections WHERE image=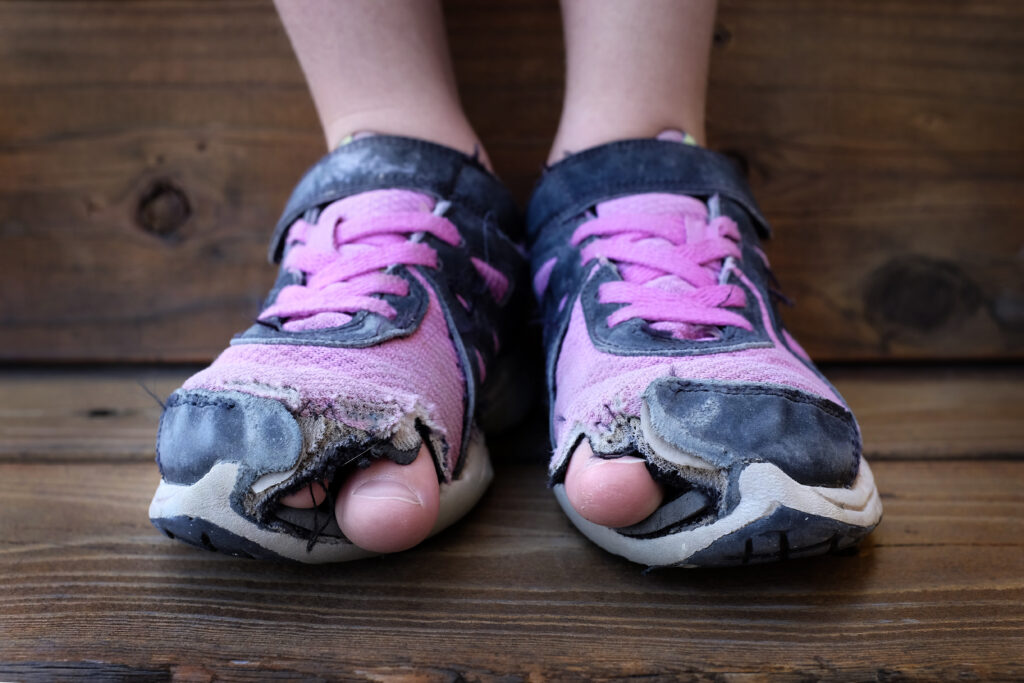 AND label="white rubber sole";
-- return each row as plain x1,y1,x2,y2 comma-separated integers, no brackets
149,430,493,563
553,457,882,568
